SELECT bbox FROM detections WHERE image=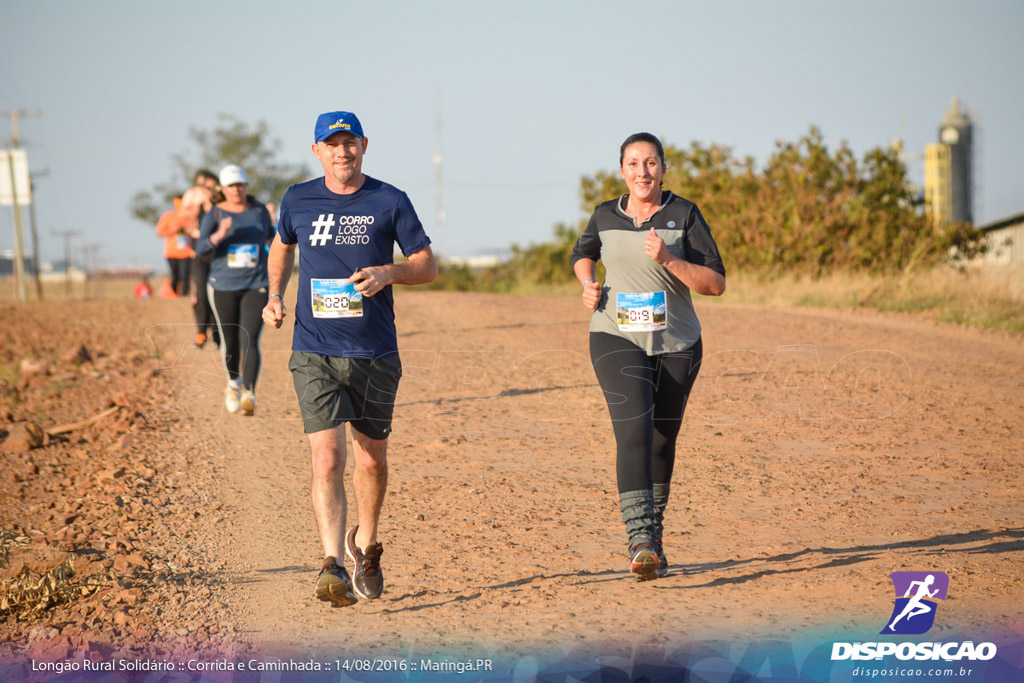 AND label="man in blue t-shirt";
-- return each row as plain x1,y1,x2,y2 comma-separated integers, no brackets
262,111,436,608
